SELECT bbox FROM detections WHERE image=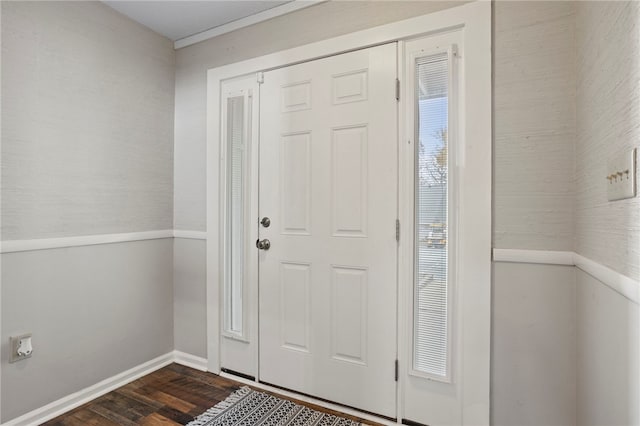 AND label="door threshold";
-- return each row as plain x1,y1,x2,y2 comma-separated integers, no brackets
219,371,400,426
401,418,430,426
220,367,255,382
